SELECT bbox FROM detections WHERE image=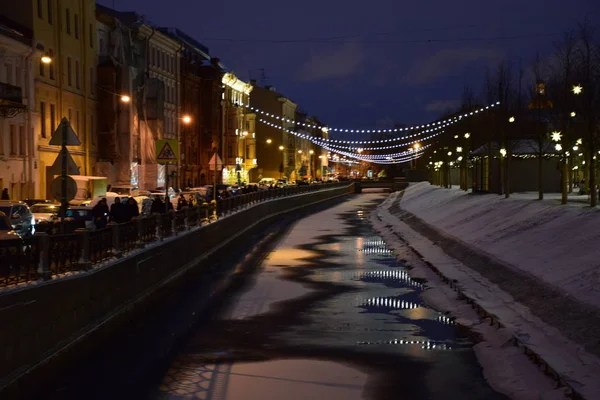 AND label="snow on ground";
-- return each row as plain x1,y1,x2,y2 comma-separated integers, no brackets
373,189,600,399
400,183,600,310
